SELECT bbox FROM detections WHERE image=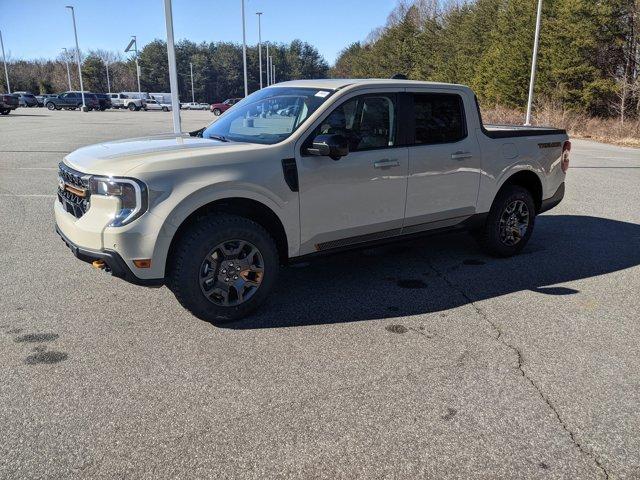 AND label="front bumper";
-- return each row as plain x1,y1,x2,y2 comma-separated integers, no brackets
54,189,168,284
56,224,163,287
